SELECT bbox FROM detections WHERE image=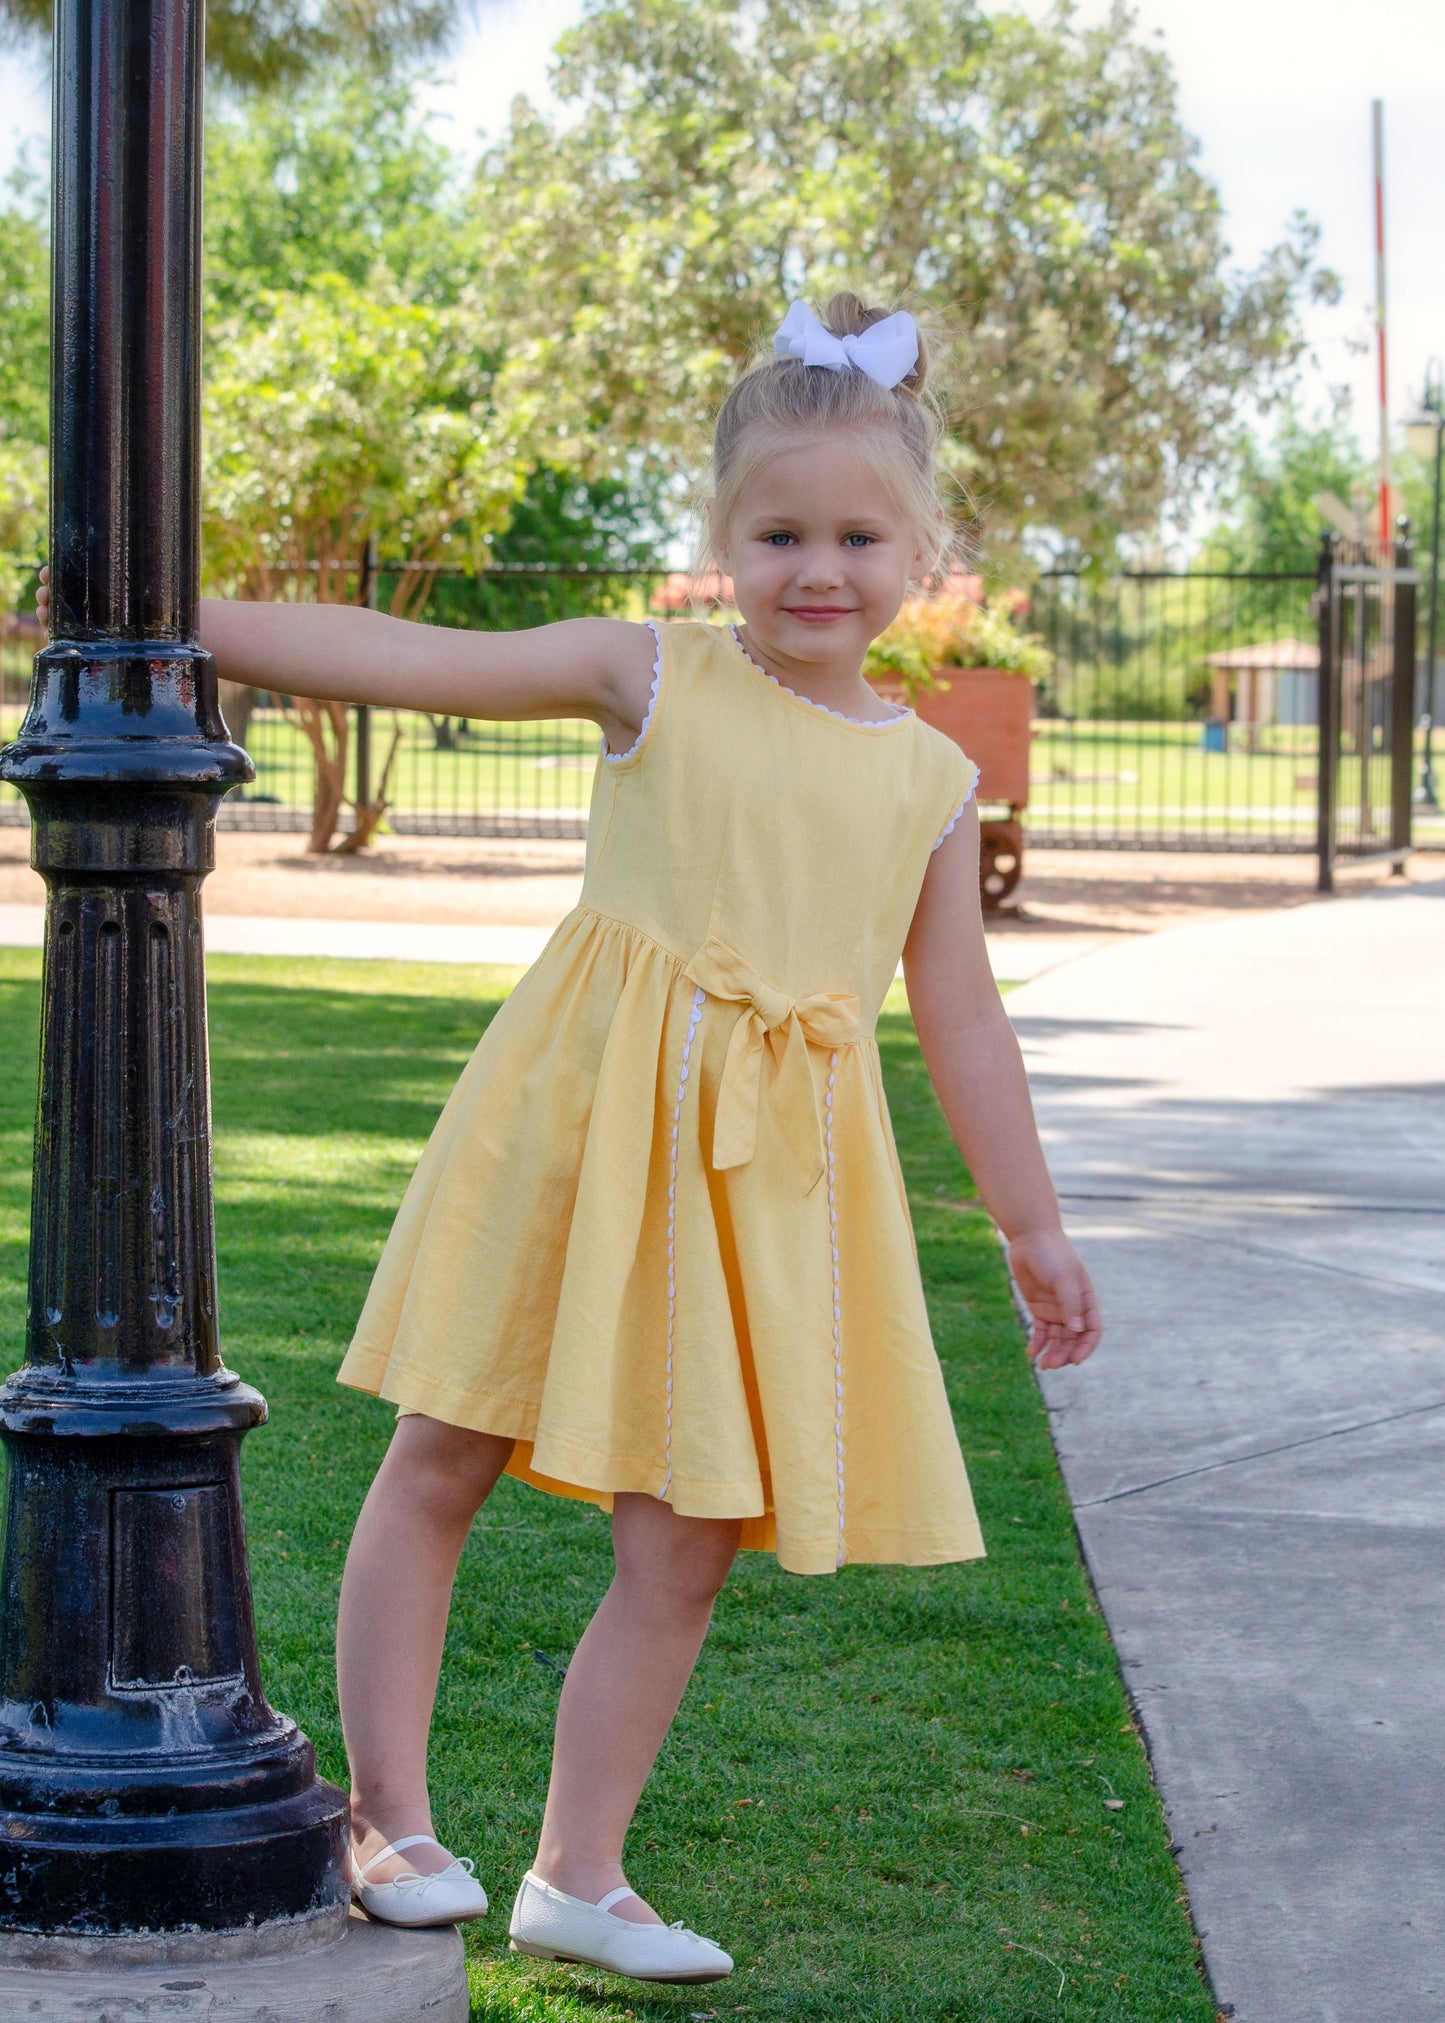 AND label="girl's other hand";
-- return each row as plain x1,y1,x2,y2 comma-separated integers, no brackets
1007,1228,1102,1368
35,565,49,630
